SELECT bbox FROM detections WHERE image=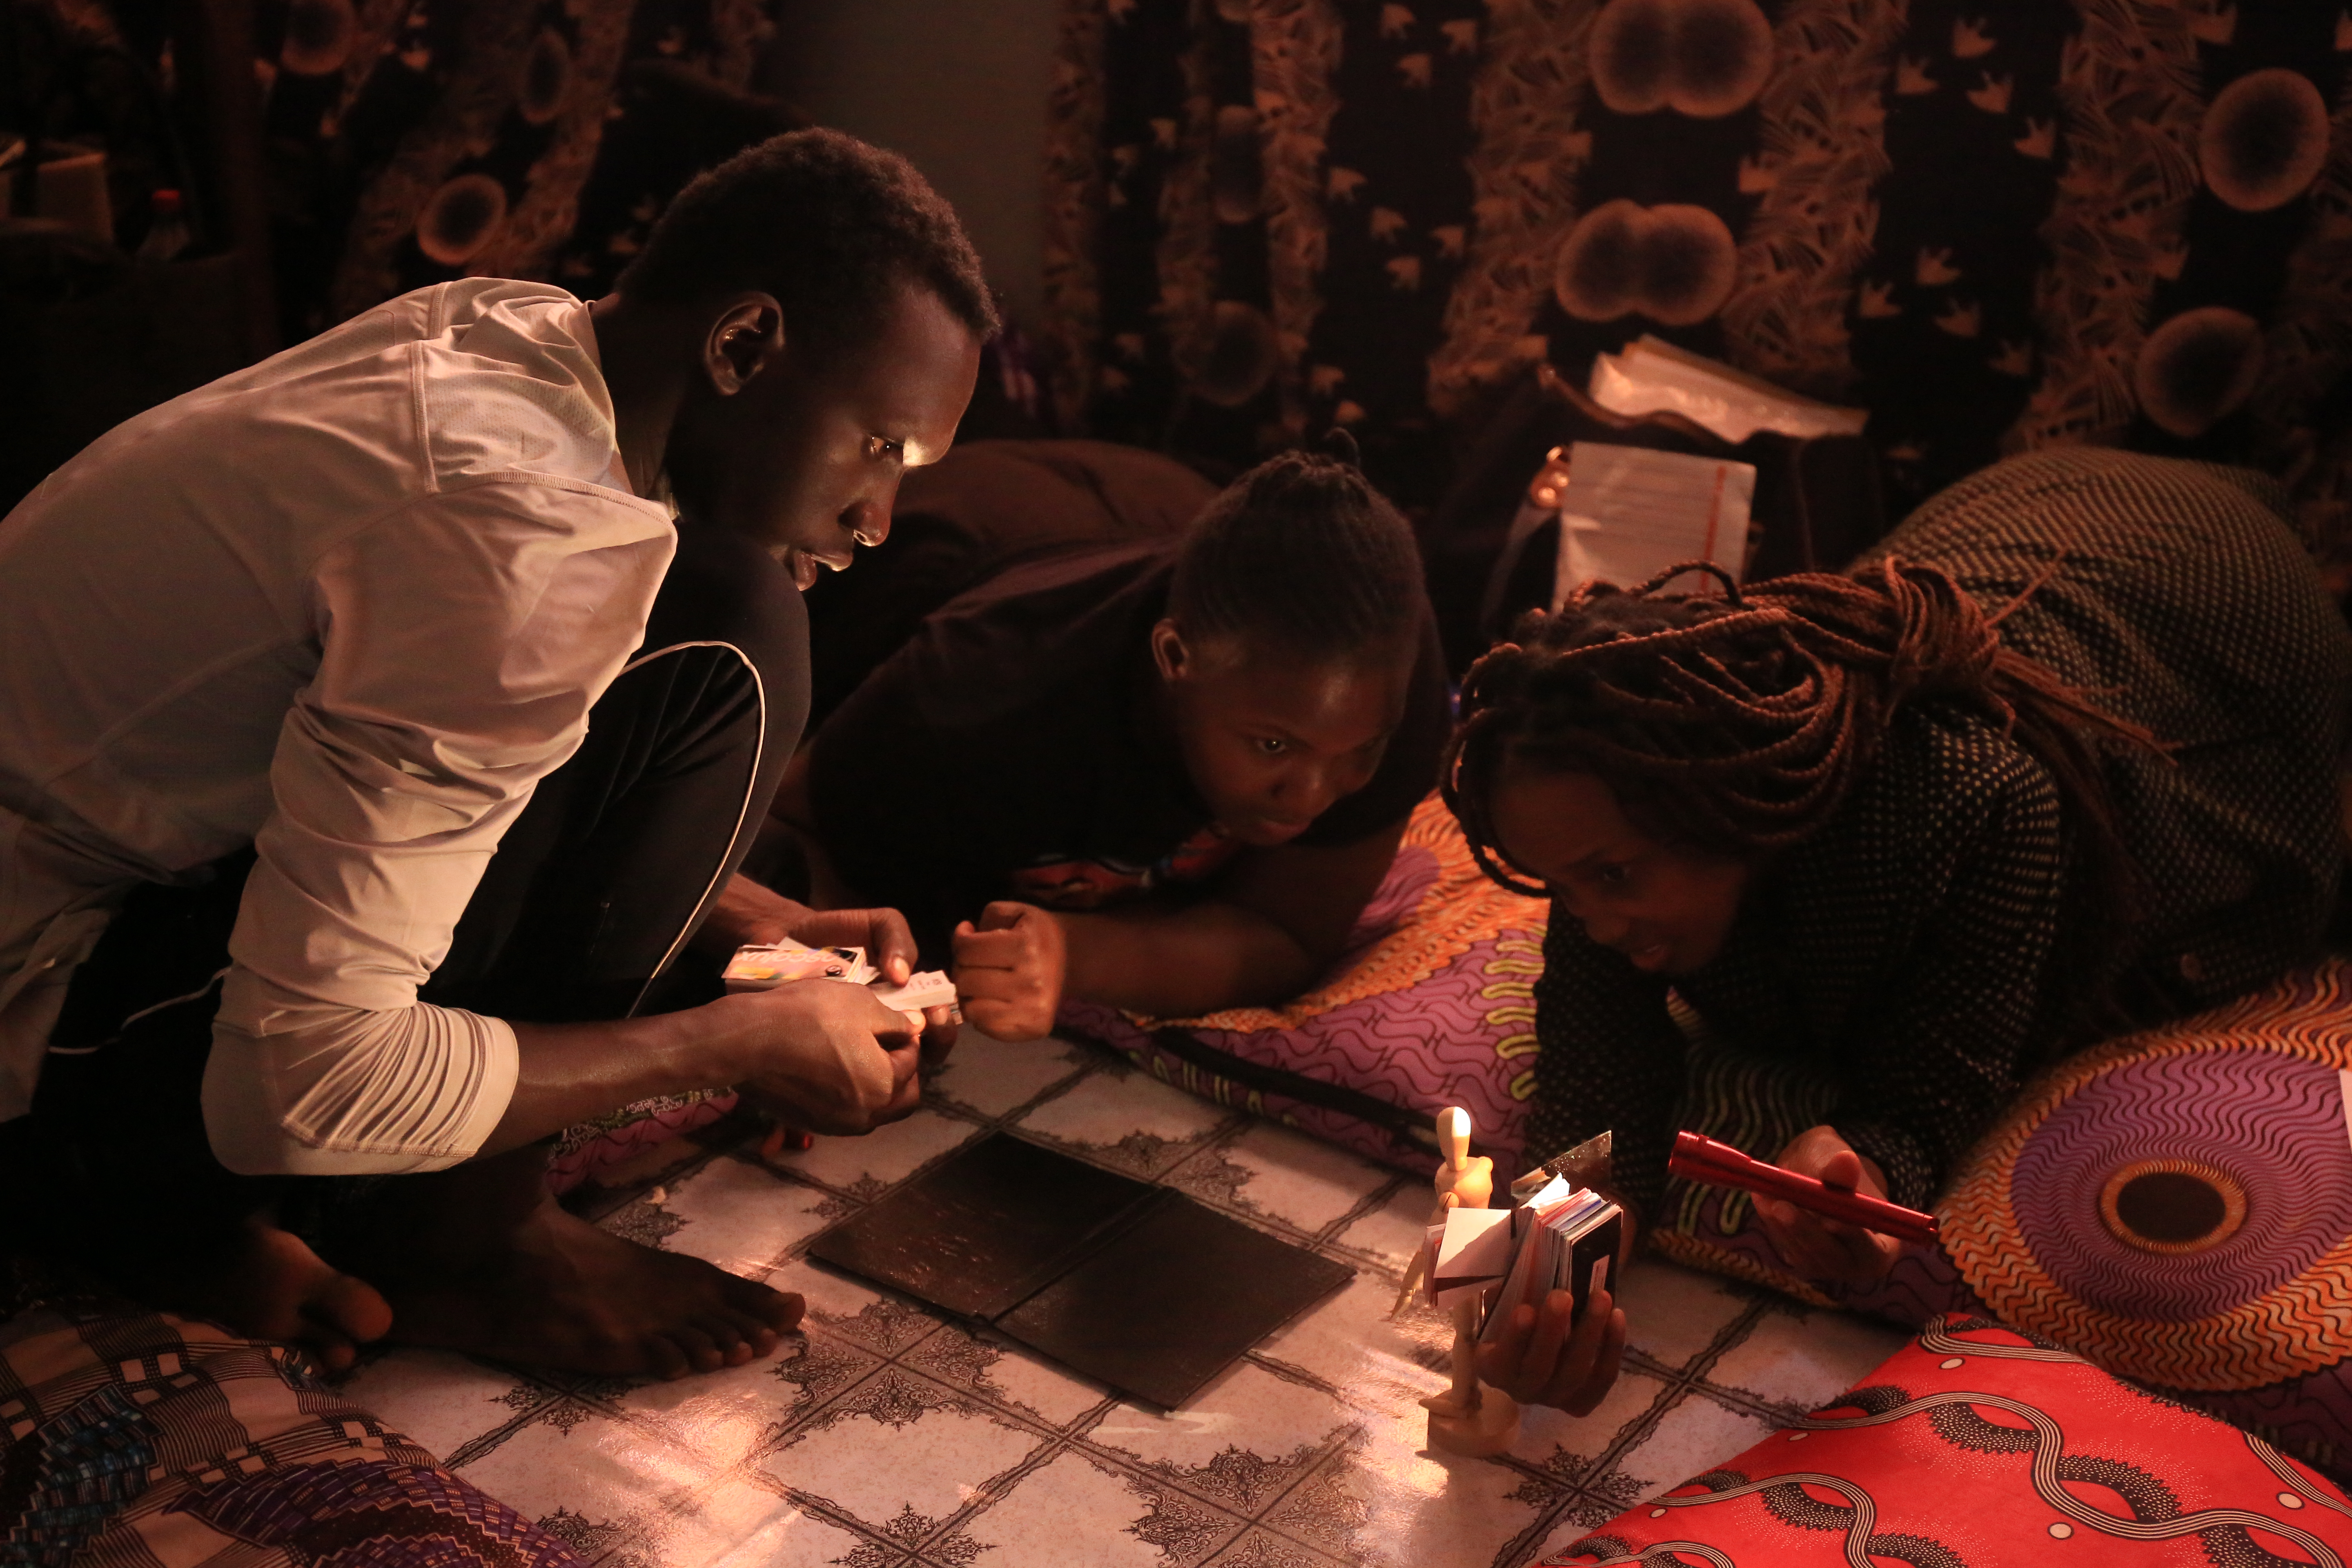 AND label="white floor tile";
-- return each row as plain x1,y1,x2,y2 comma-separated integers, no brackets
334,1348,536,1463
655,1156,838,1280
1613,1261,1751,1369
1253,1271,1453,1412
930,1030,1090,1117
757,1107,978,1192
1181,1123,1398,1235
664,1478,874,1568
1702,1307,1906,1410
1016,1069,1231,1161
452,1404,715,1523
614,1346,810,1469
1335,1183,1444,1272
1090,1360,1351,1472
1608,1394,1780,1500
967,1450,1175,1568
761,1401,1045,1530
